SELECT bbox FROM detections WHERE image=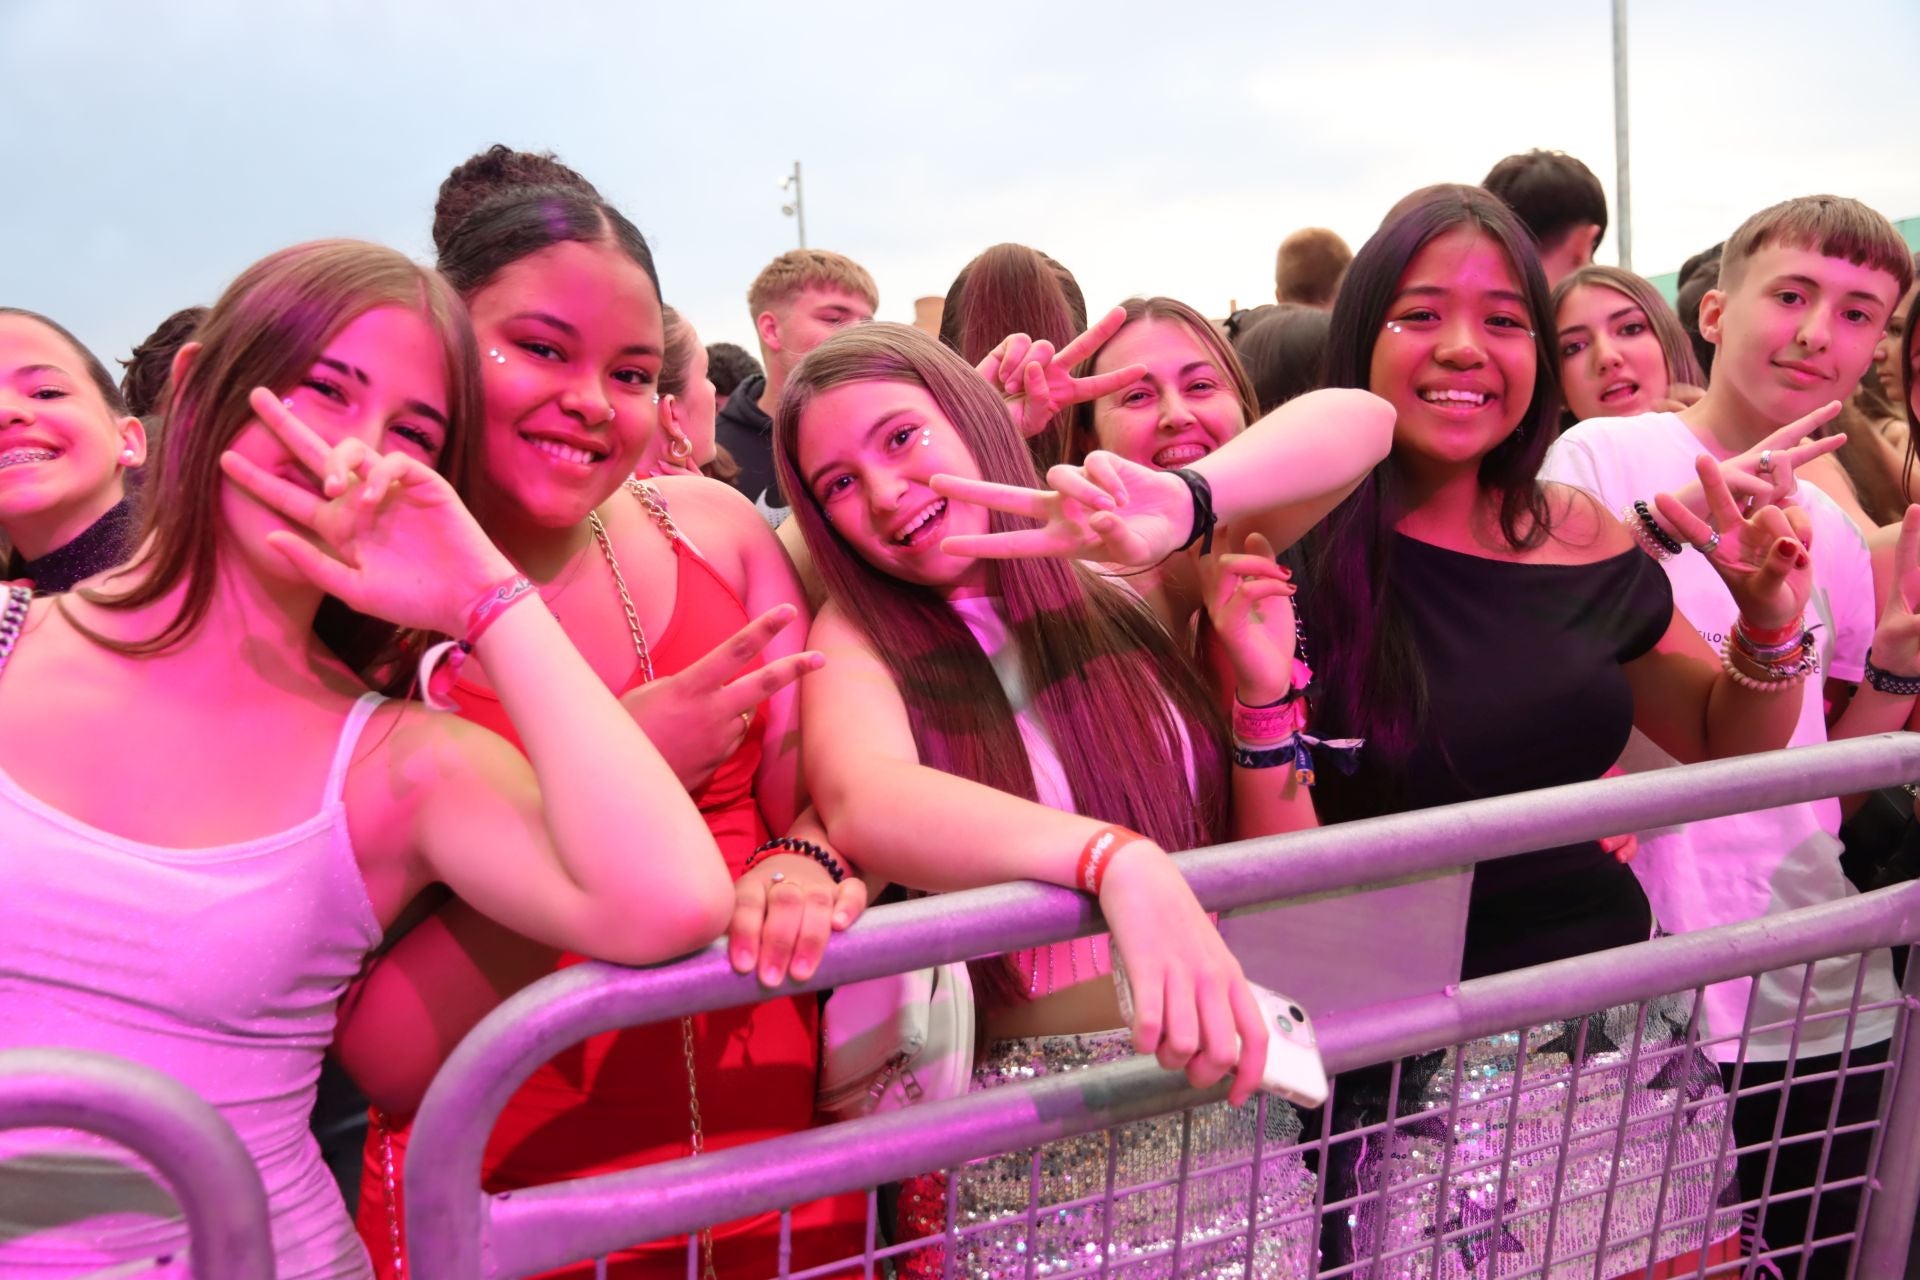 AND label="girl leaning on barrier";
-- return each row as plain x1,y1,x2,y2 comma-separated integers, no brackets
335,160,871,1280
0,239,734,1280
776,318,1394,1278
1297,184,1823,1279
